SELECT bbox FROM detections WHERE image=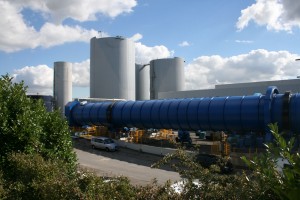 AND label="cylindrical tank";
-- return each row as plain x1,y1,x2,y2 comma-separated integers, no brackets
150,57,185,99
135,64,150,100
54,61,72,116
90,36,135,100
